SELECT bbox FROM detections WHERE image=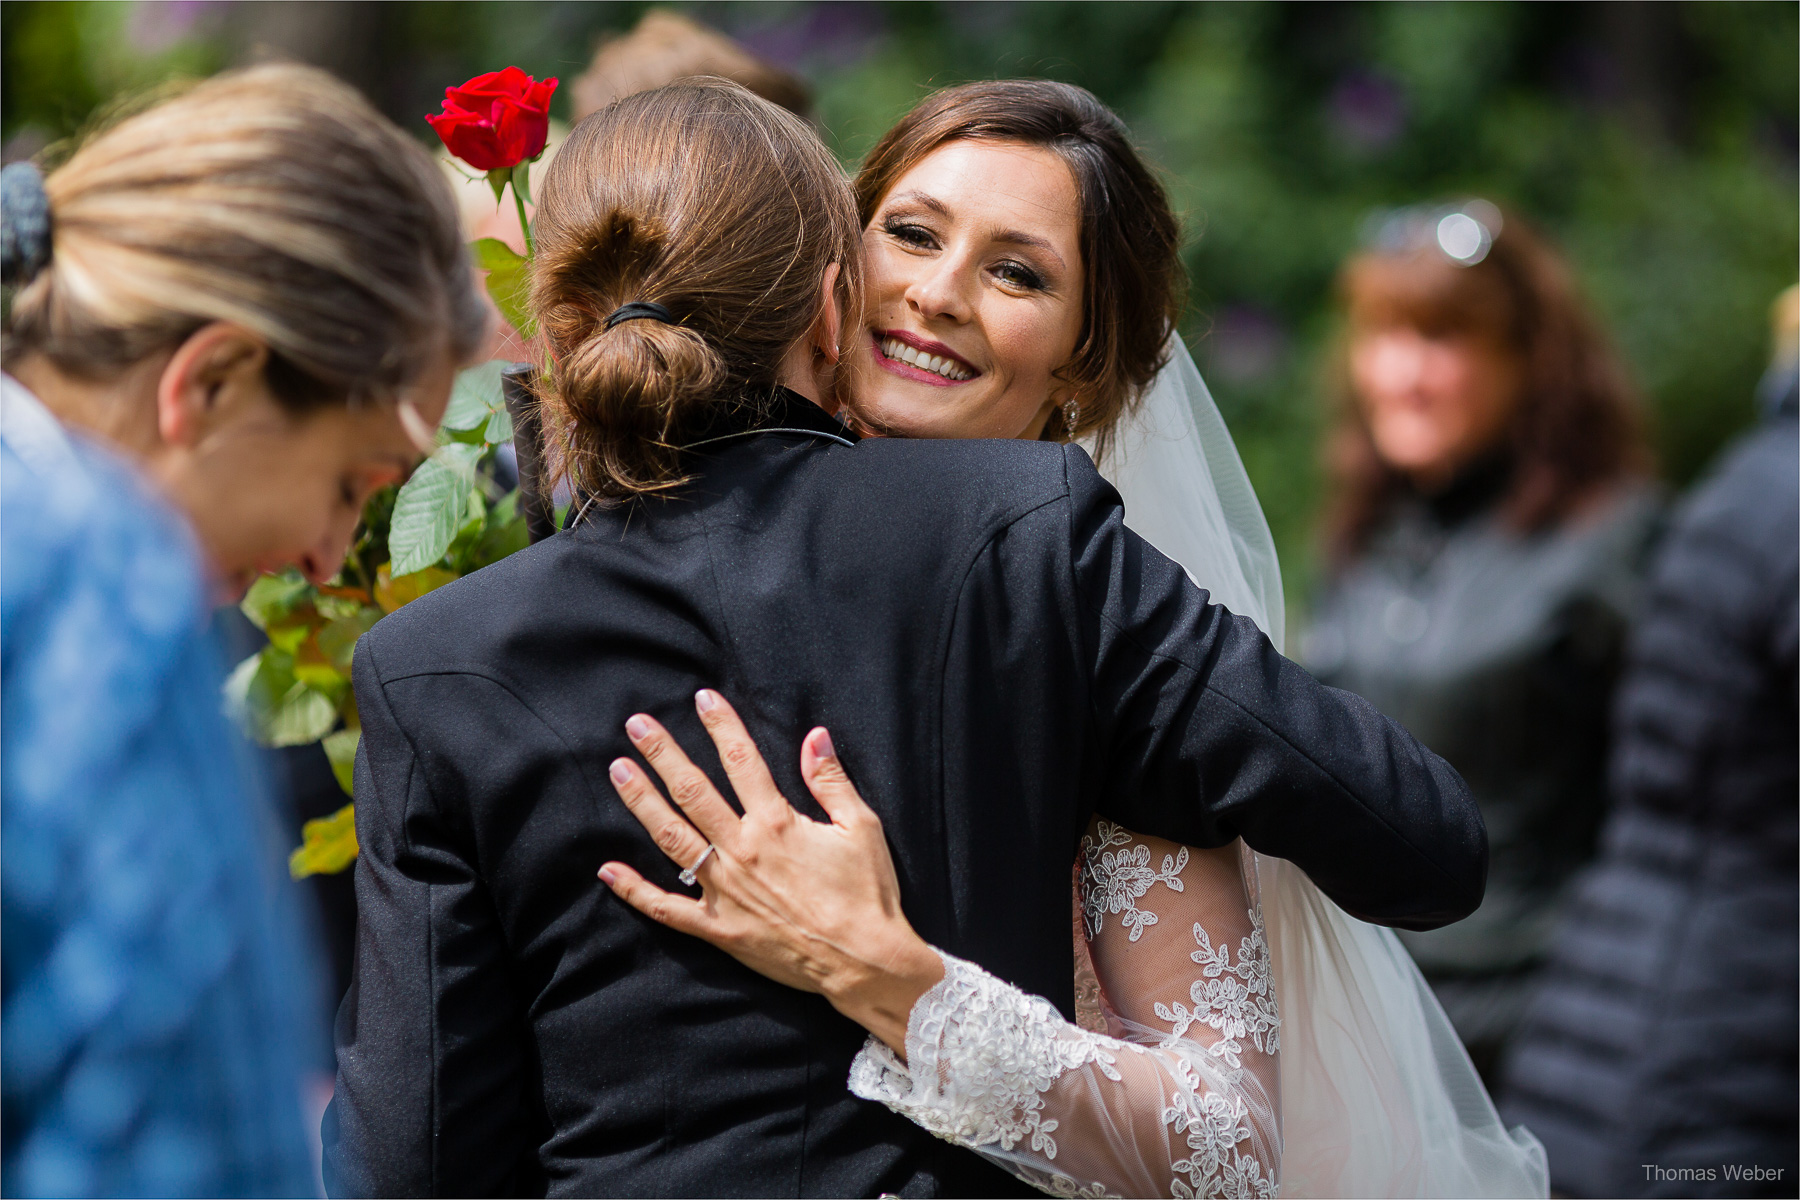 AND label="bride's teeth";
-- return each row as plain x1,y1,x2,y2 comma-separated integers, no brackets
883,336,971,381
